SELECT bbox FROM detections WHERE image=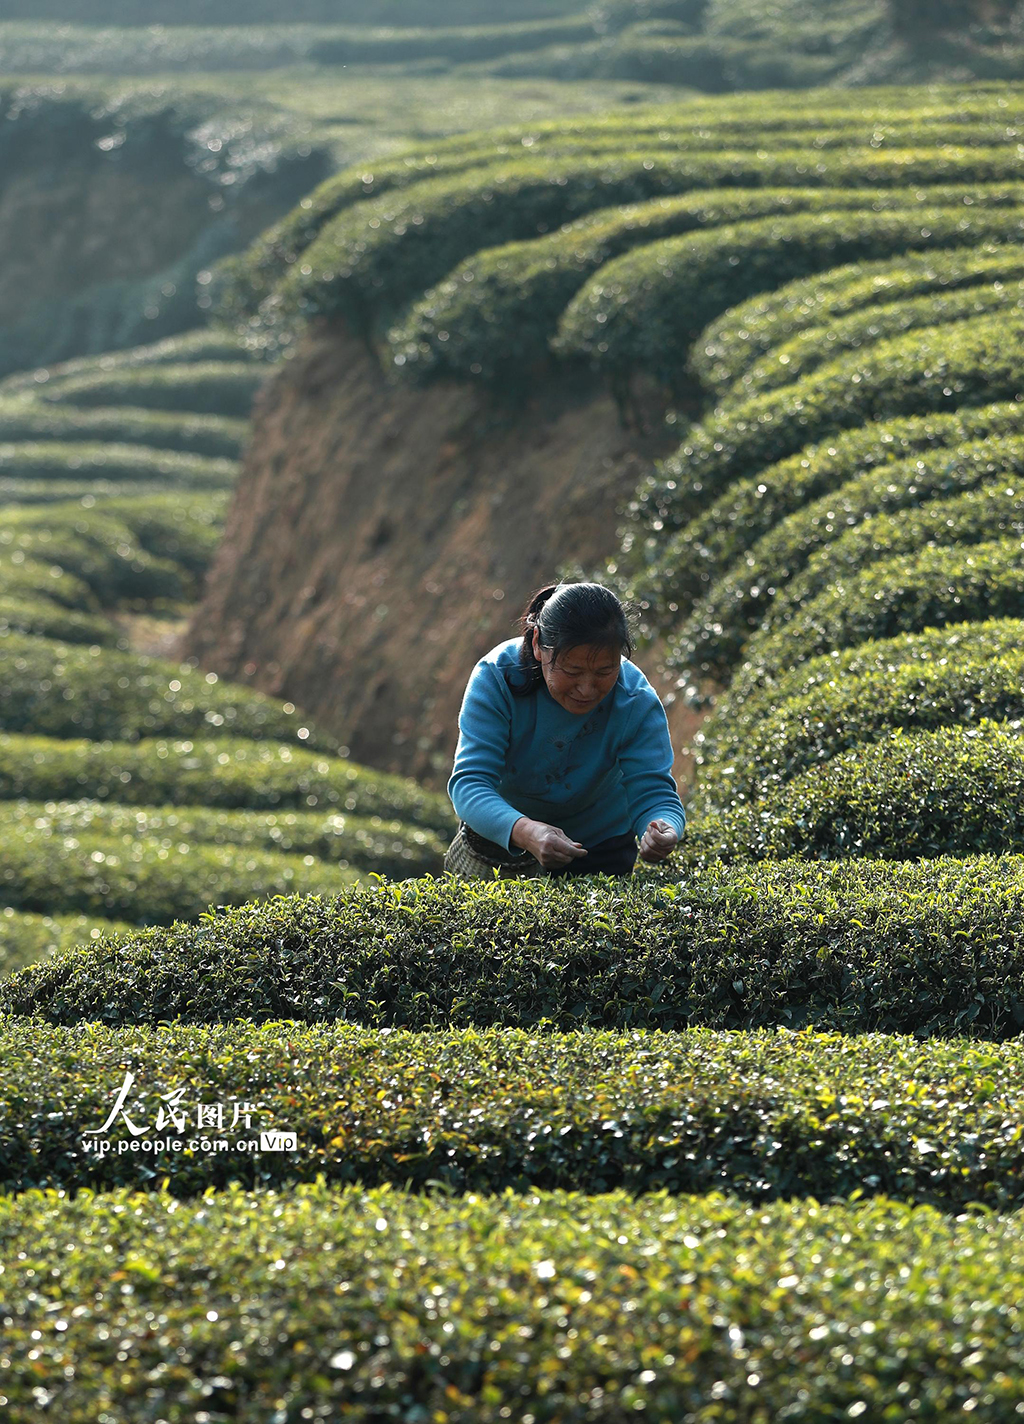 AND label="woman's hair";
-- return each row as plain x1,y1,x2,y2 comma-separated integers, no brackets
504,581,637,697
